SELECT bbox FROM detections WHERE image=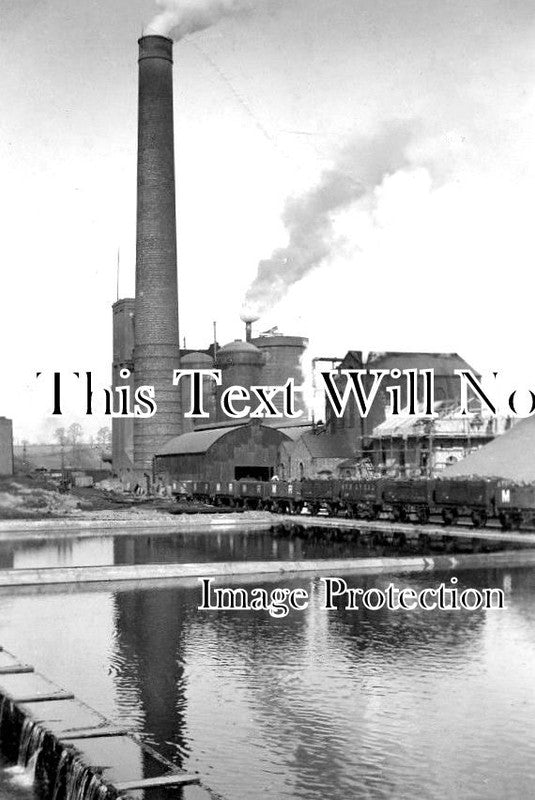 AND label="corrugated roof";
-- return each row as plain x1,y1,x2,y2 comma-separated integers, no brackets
157,422,295,456
301,432,355,459
195,420,249,431
157,427,243,456
277,425,313,441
